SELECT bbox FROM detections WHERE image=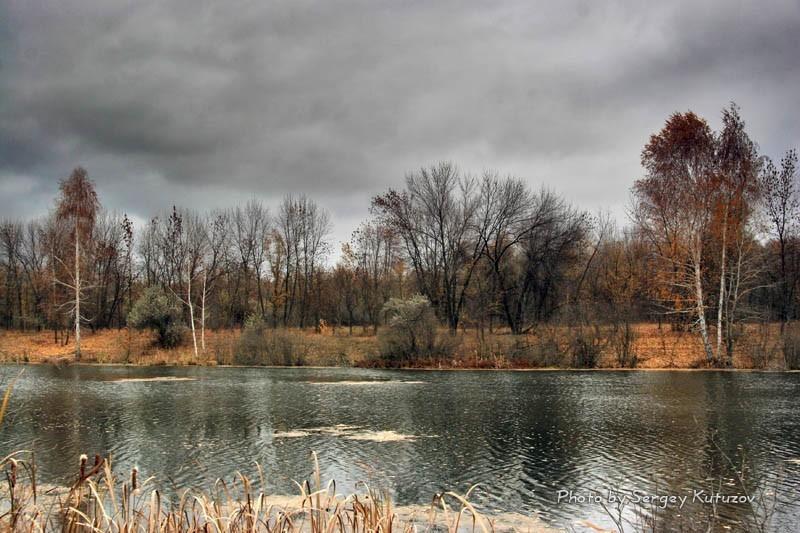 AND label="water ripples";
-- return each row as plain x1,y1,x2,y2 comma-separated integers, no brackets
0,365,798,530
